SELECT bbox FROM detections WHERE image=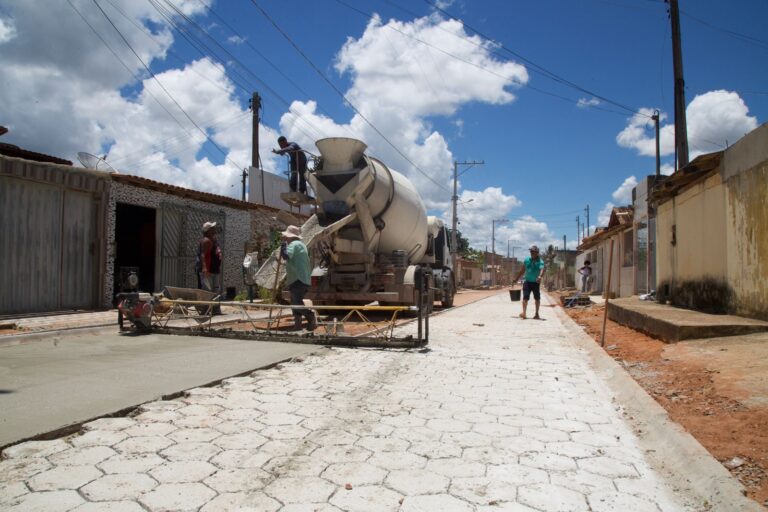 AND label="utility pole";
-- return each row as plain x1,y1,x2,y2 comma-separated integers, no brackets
241,169,247,201
451,160,484,273
576,215,581,246
249,92,264,203
563,235,566,252
668,0,689,169
652,109,661,177
491,218,508,287
584,205,590,237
